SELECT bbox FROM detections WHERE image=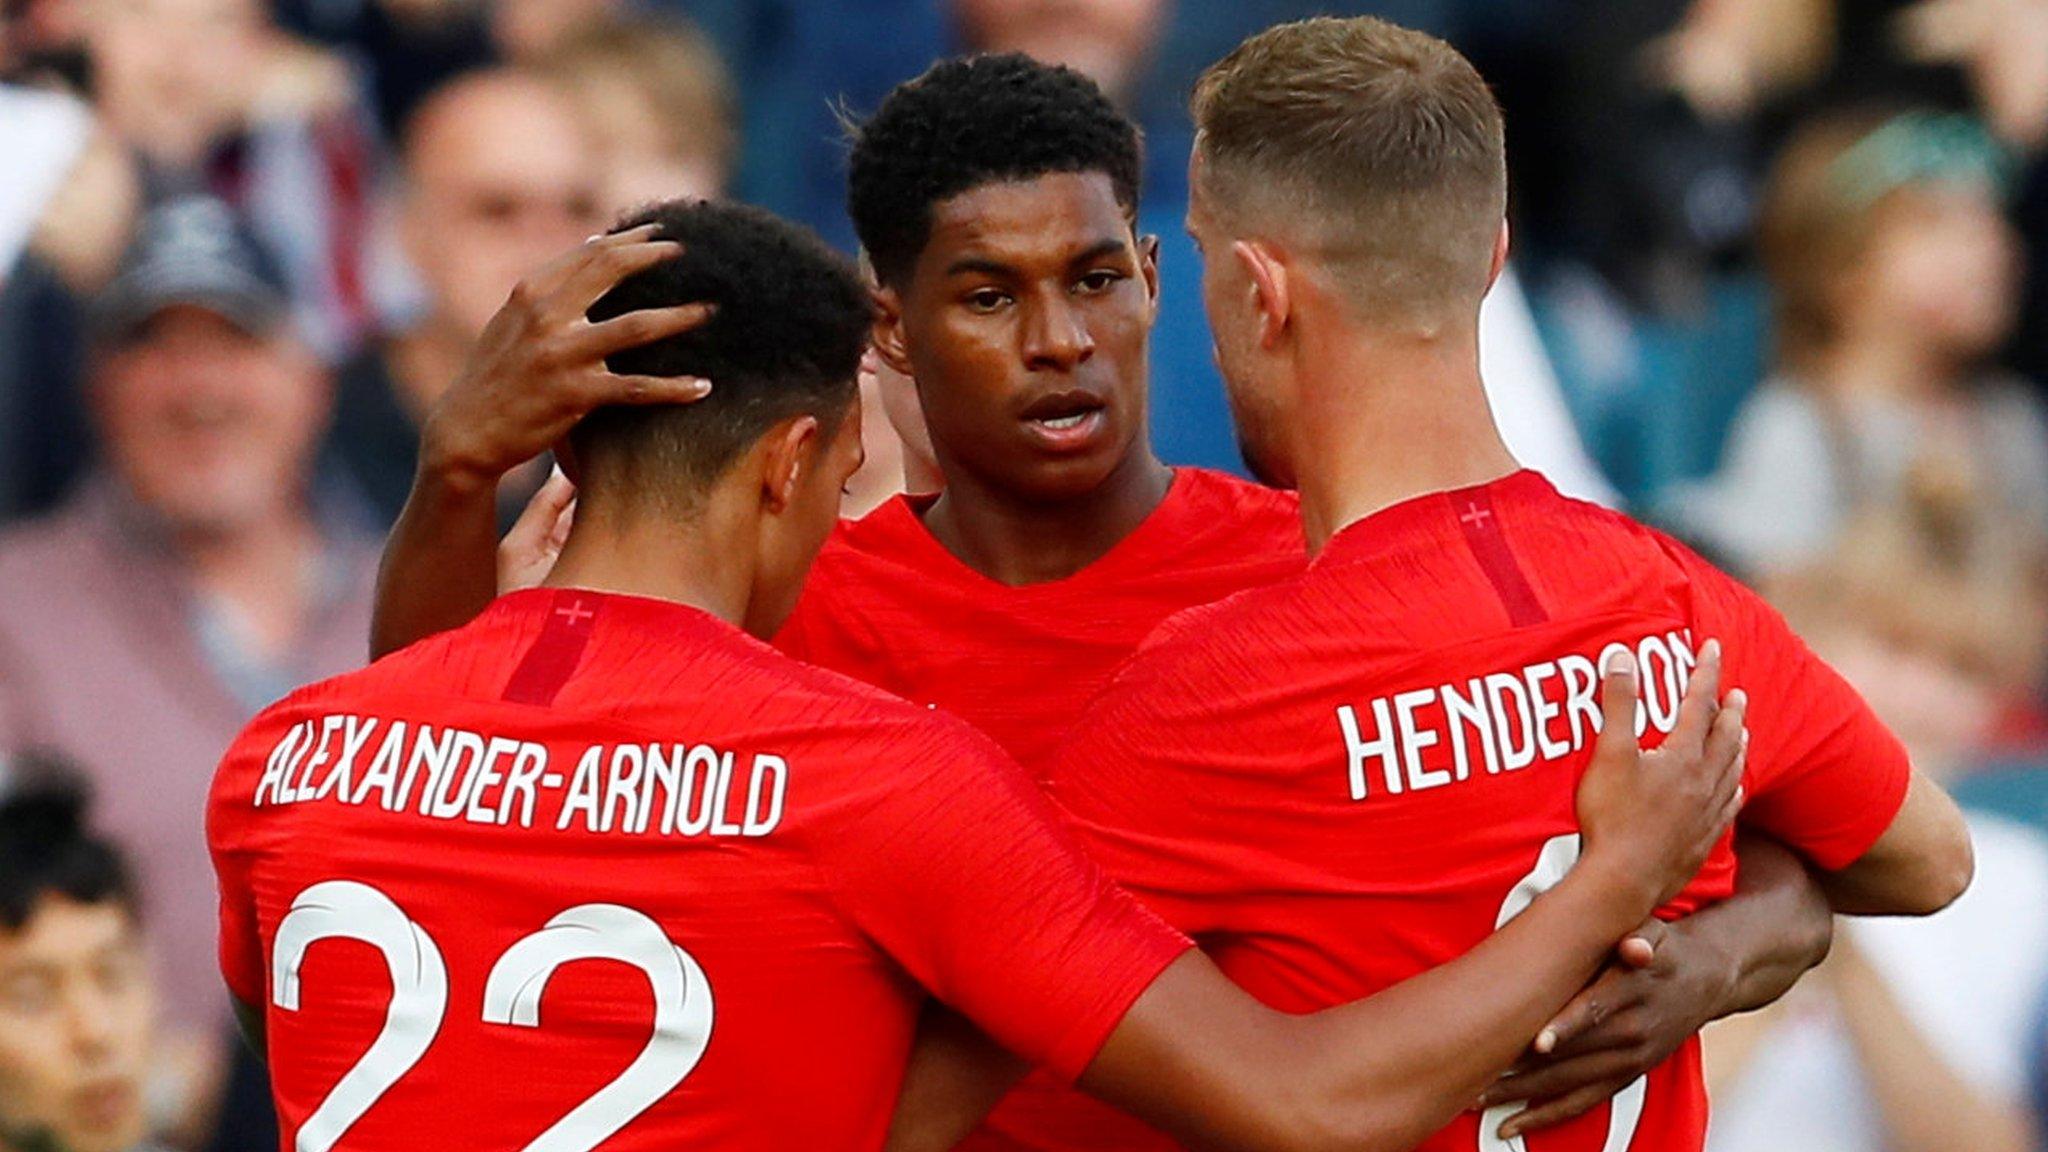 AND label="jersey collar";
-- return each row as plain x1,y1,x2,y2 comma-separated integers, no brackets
1315,469,1554,568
